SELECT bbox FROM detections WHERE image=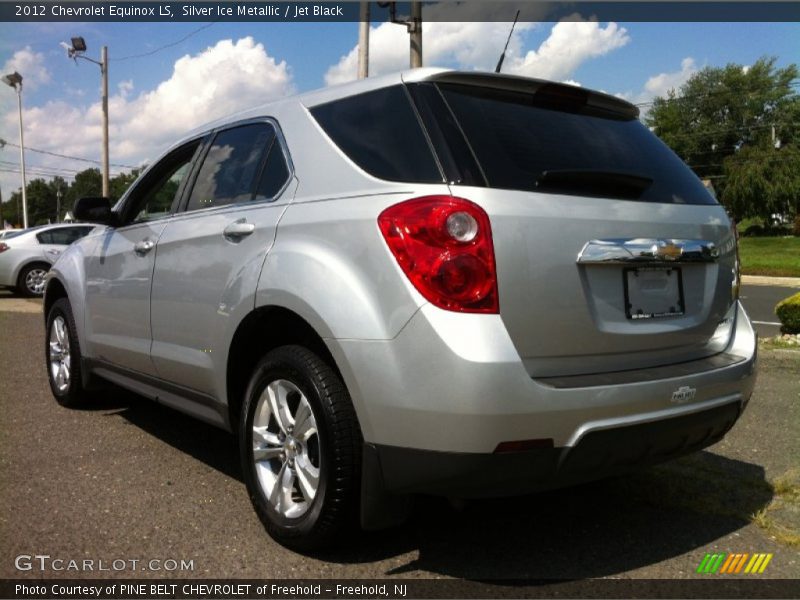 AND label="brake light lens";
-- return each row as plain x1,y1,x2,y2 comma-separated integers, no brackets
378,195,498,313
0,243,9,254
